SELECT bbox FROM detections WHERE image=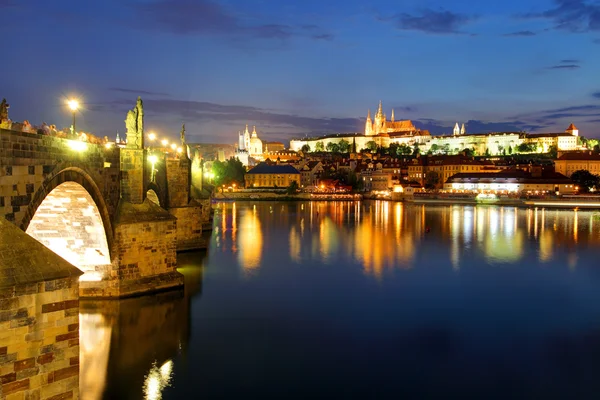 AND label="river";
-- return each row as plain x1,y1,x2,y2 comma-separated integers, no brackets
82,201,600,399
